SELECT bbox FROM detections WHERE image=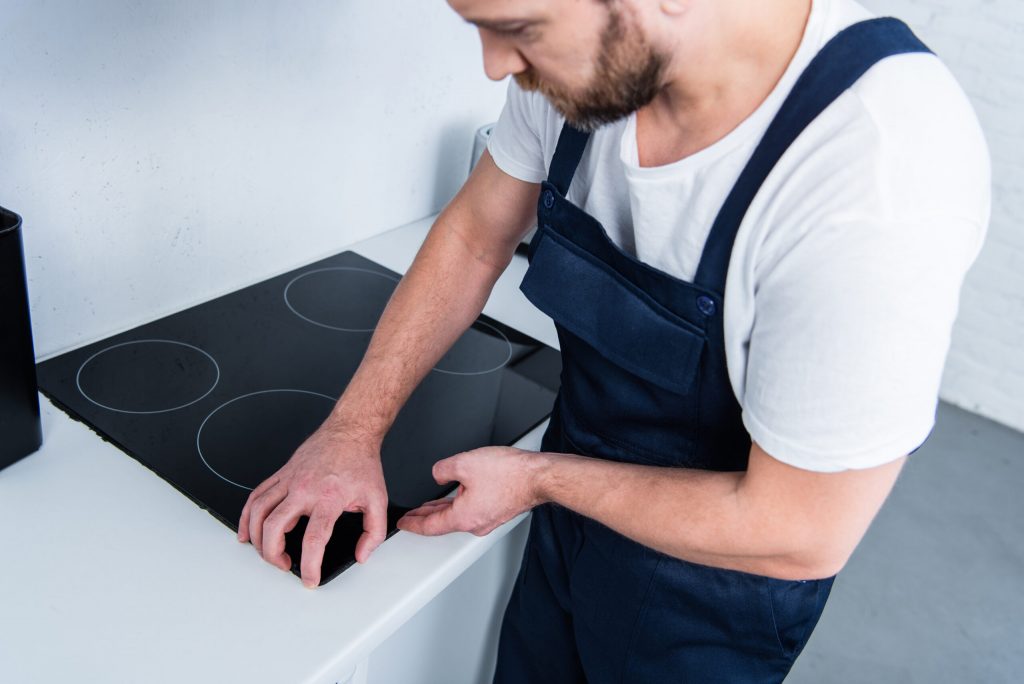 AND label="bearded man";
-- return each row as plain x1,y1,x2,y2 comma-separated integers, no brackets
238,0,990,680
